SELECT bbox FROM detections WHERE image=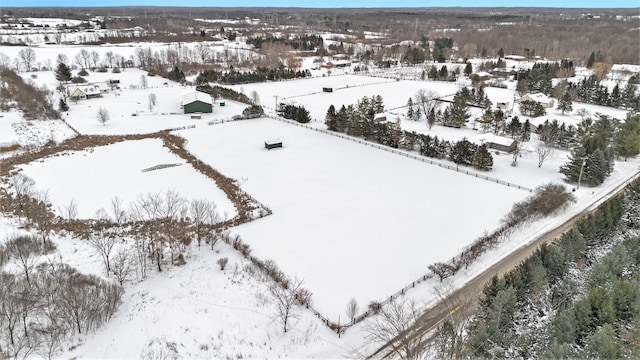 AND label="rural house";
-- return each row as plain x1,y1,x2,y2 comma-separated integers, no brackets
182,91,213,114
475,133,519,153
68,83,109,101
517,93,555,108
